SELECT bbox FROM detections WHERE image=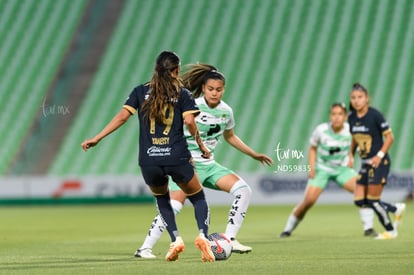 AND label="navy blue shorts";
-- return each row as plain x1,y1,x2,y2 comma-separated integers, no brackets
141,162,195,187
357,156,391,185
